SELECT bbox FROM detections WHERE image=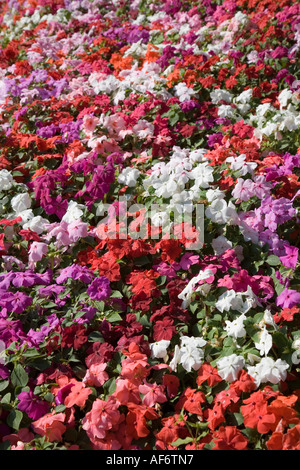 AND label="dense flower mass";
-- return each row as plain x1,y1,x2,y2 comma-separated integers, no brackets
0,0,299,451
